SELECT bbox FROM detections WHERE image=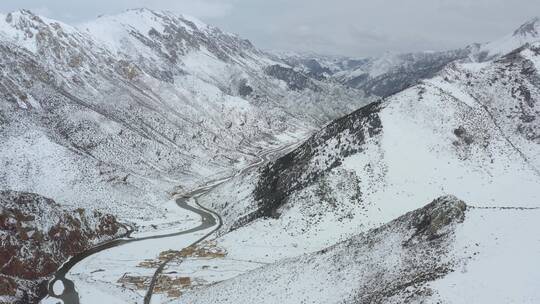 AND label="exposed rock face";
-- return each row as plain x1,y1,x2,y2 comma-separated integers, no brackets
346,49,472,97
246,101,383,227
241,41,540,230
403,196,467,245
264,65,321,91
0,191,127,303
277,49,472,98
178,196,468,304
